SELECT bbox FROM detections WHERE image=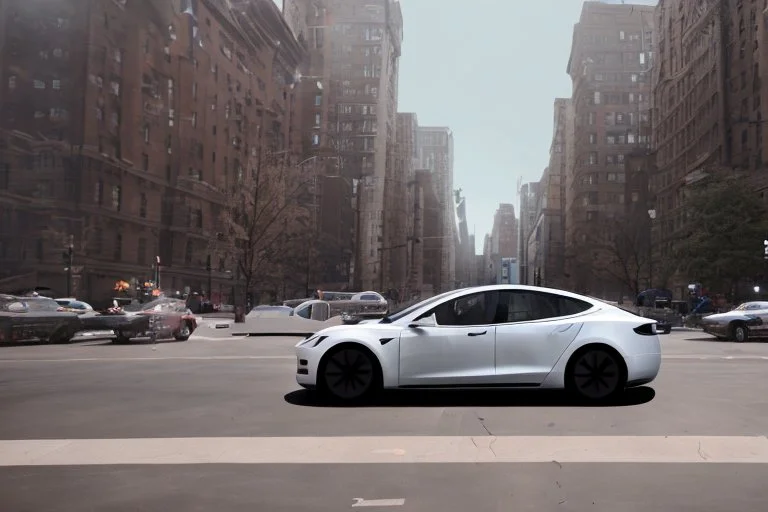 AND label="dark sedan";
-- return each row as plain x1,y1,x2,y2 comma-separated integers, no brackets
0,295,81,344
80,297,197,344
